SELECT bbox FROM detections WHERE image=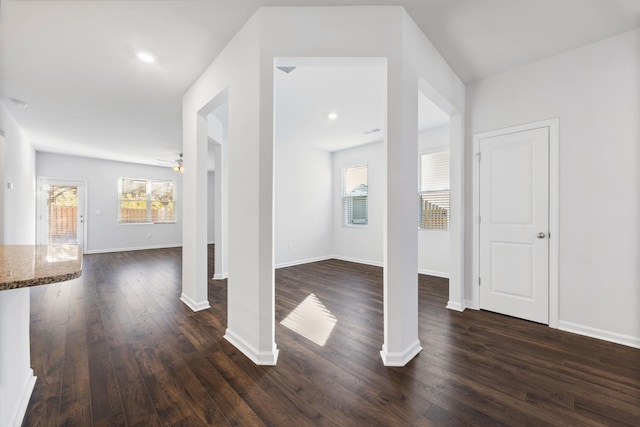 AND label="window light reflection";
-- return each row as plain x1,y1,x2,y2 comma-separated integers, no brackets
46,245,79,263
280,293,337,347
